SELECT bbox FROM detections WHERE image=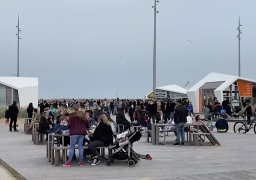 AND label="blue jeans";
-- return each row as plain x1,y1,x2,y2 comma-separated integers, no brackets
175,122,186,143
68,135,84,162
147,114,157,130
